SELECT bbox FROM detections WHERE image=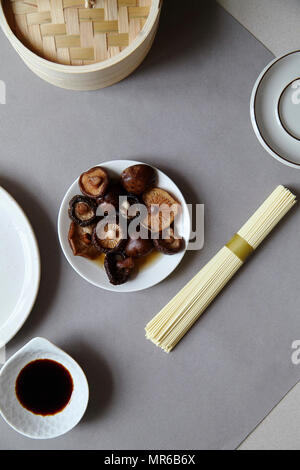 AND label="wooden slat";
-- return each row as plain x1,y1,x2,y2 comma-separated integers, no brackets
80,20,94,64
105,0,119,57
78,8,104,21
43,36,57,60
129,16,141,42
40,23,67,36
37,0,50,11
118,0,136,6
28,23,43,53
69,47,94,60
128,6,149,17
56,48,71,64
27,11,51,25
64,6,81,64
93,20,118,32
107,32,128,47
104,0,118,20
118,6,129,33
50,0,65,23
10,0,37,3
94,32,107,61
55,34,80,47
63,0,85,6
12,2,38,14
13,13,29,39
